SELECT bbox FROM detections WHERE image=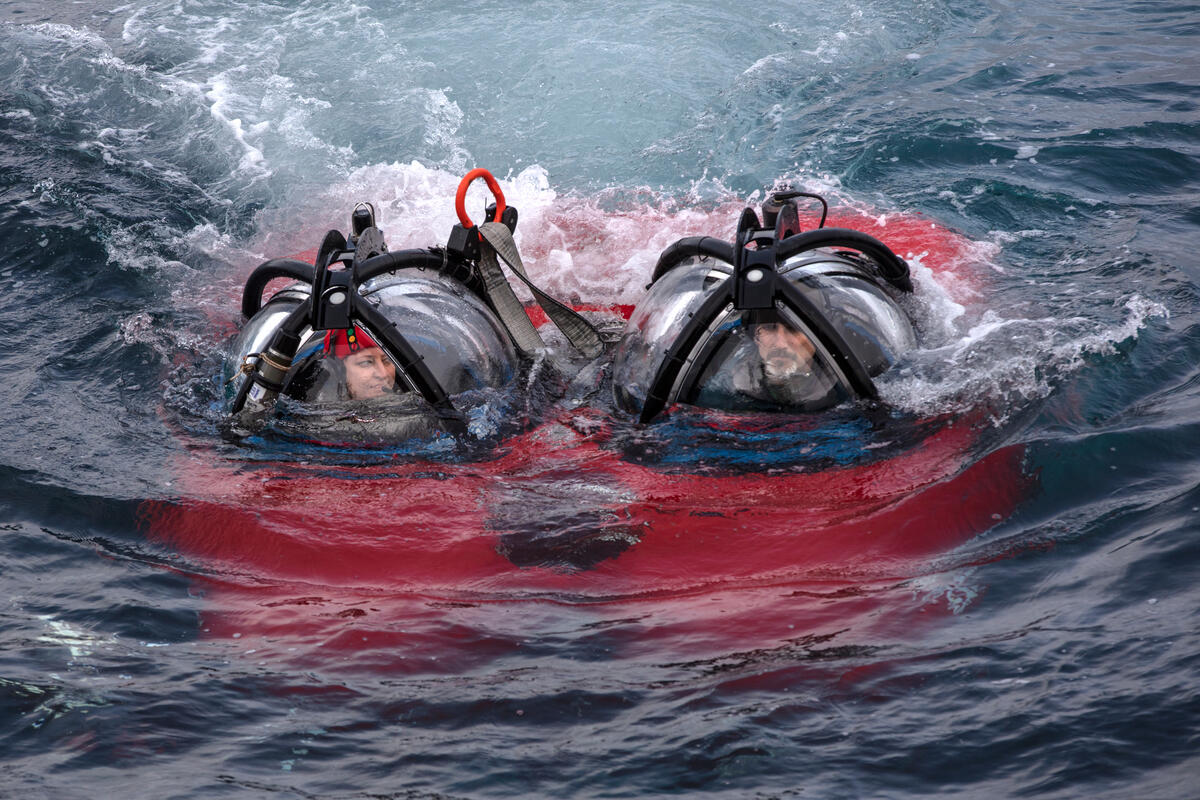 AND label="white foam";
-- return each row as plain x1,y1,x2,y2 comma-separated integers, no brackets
21,22,108,50
245,163,749,305
742,53,790,77
909,569,980,615
881,288,1168,421
420,89,468,172
907,252,968,341
205,78,269,175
